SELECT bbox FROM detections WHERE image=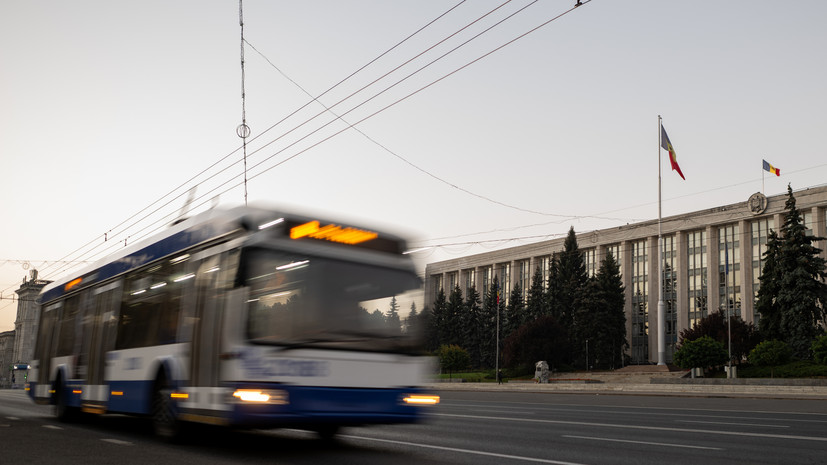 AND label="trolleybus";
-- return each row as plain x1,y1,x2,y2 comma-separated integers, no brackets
28,206,438,439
